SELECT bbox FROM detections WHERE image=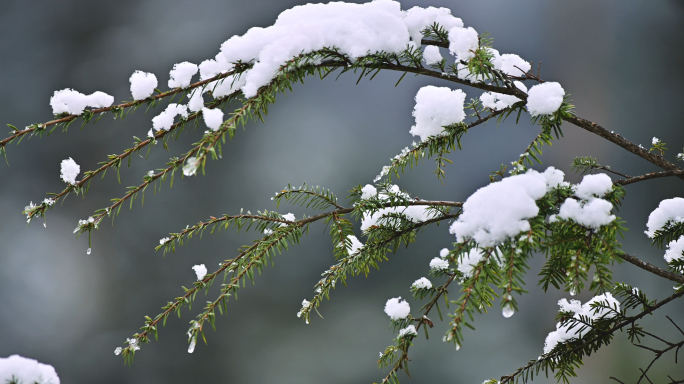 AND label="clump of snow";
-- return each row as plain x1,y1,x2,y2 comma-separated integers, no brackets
282,213,296,222
202,107,224,131
361,205,434,231
410,86,466,141
384,297,411,320
527,82,565,117
361,184,378,200
411,277,432,289
168,62,198,89
664,236,684,264
398,325,417,338
50,89,114,115
423,45,443,65
449,170,551,247
448,26,478,61
192,264,208,280
60,158,80,185
188,89,204,112
159,237,170,245
199,53,234,81
645,198,684,238
457,248,484,277
498,54,531,77
652,137,660,145
574,174,613,200
555,173,615,229
346,234,364,254
439,248,449,258
220,1,411,98
542,167,569,190
480,81,527,111
558,198,615,229
543,293,620,354
152,103,188,132
130,71,158,100
0,355,60,384
429,257,449,270
403,6,463,47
